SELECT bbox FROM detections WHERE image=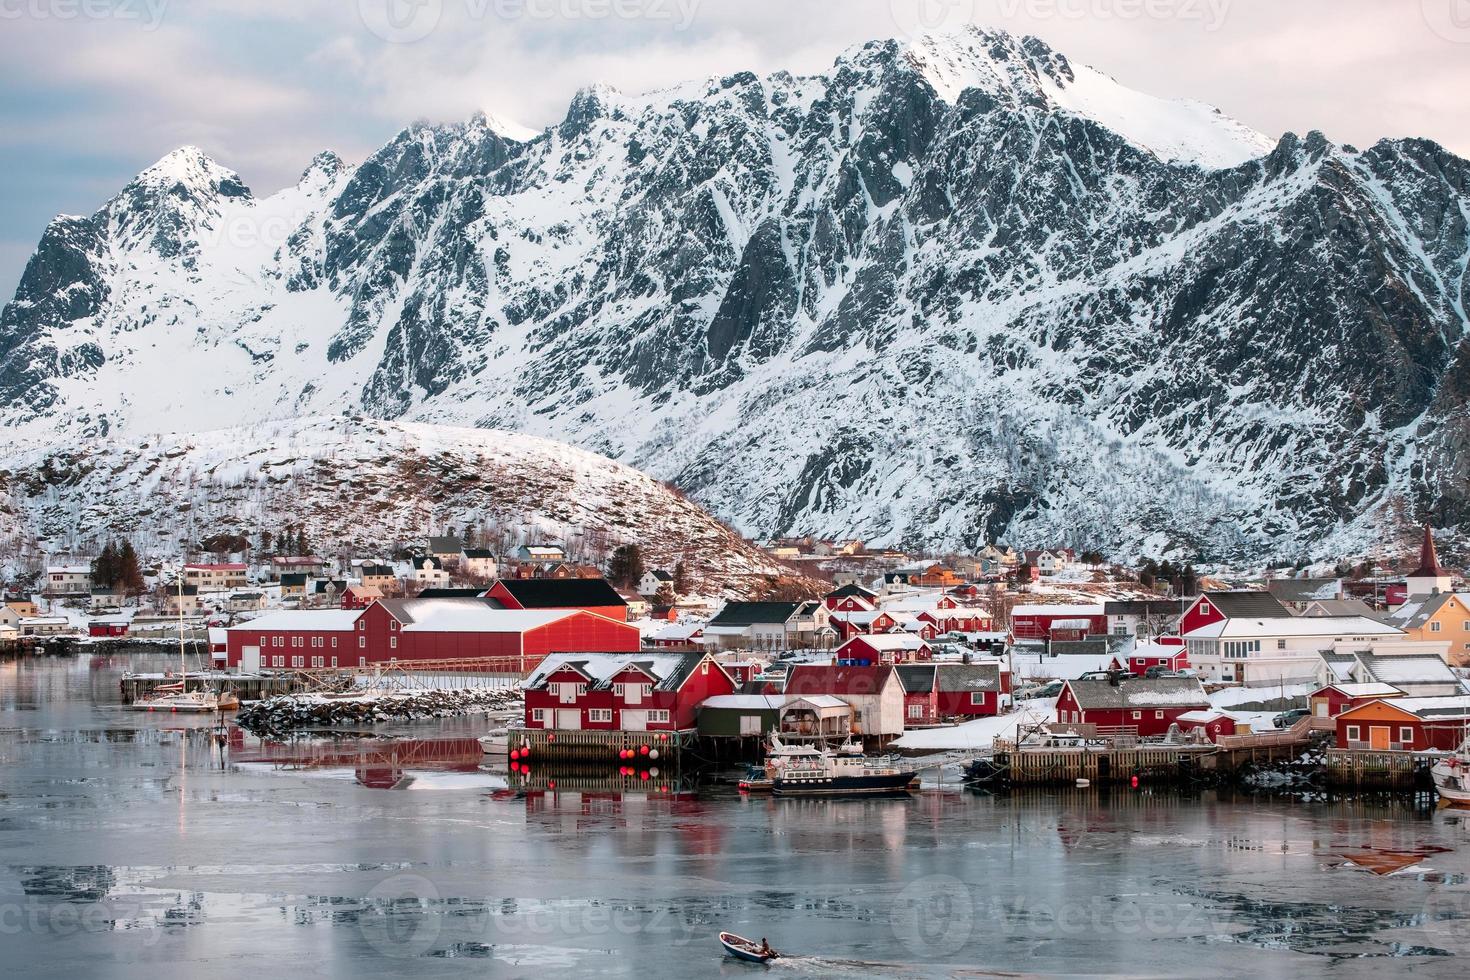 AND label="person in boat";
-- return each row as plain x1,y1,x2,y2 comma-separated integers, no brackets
759,938,775,958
